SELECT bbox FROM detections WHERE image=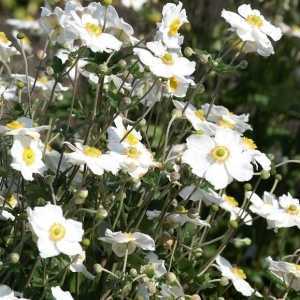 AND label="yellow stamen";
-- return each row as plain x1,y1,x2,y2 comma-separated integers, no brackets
85,22,102,37
168,76,178,91
126,147,140,159
6,120,24,130
168,18,182,36
126,132,139,146
49,223,66,241
37,75,49,85
286,204,300,215
125,233,135,241
6,194,17,208
161,52,174,65
0,32,10,44
211,146,230,162
246,15,263,28
23,148,35,166
218,116,235,129
83,146,102,158
176,205,188,214
232,267,247,279
224,195,239,207
243,137,257,150
194,109,205,121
